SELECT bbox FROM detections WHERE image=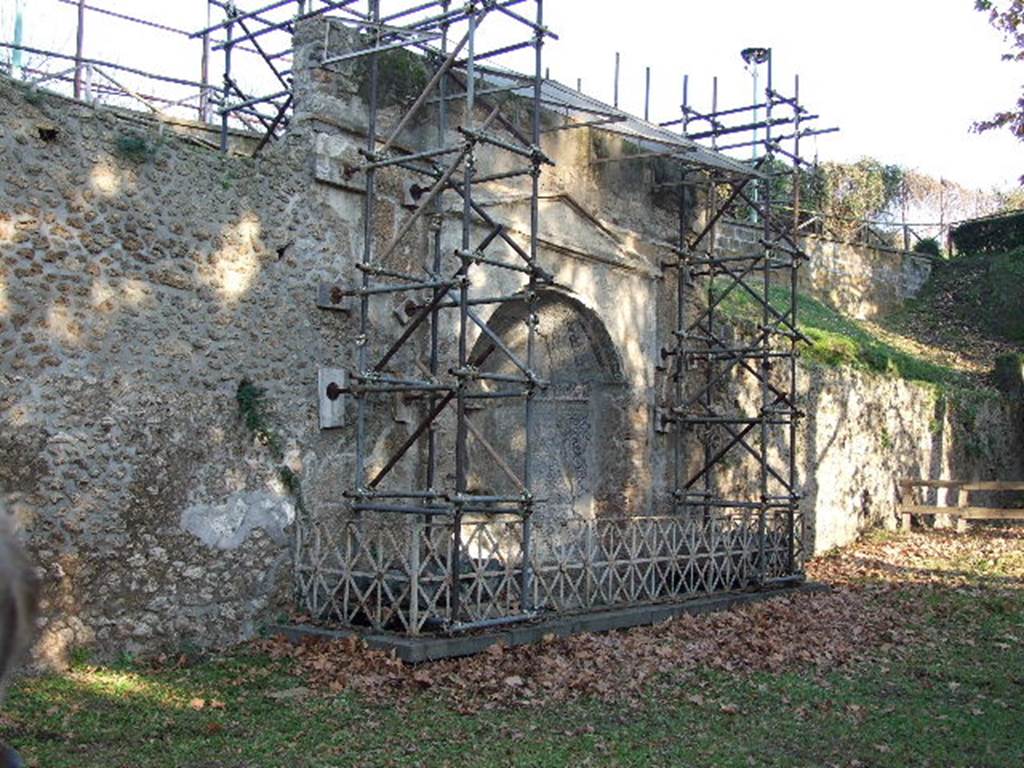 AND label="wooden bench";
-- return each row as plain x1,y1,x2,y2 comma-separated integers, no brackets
898,479,1024,531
